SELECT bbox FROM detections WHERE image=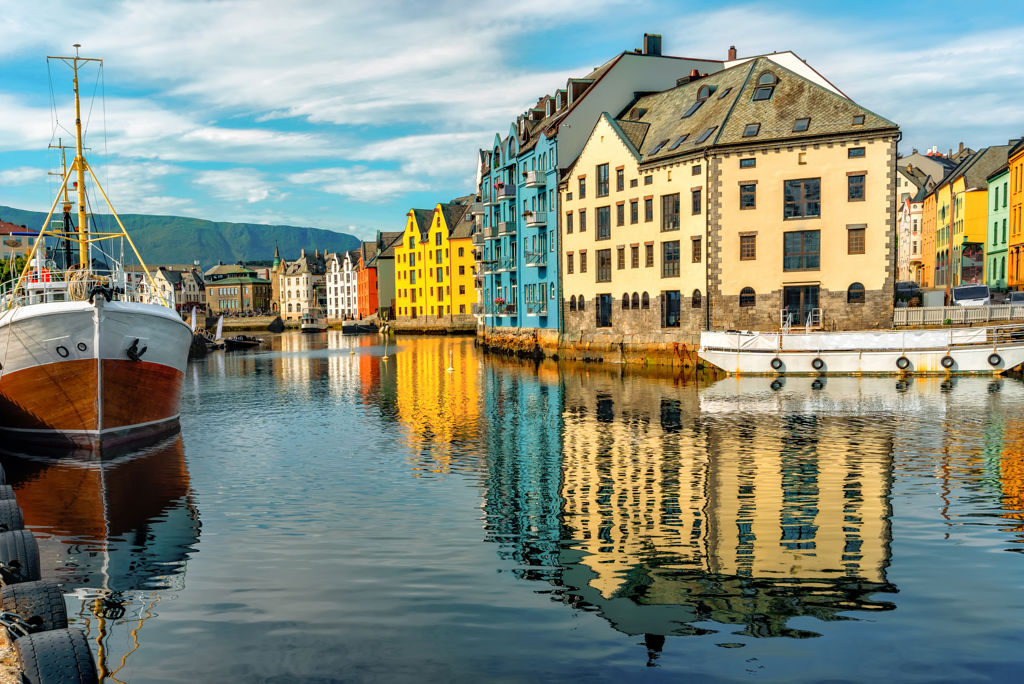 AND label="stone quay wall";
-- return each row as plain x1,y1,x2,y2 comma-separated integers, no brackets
392,314,476,335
